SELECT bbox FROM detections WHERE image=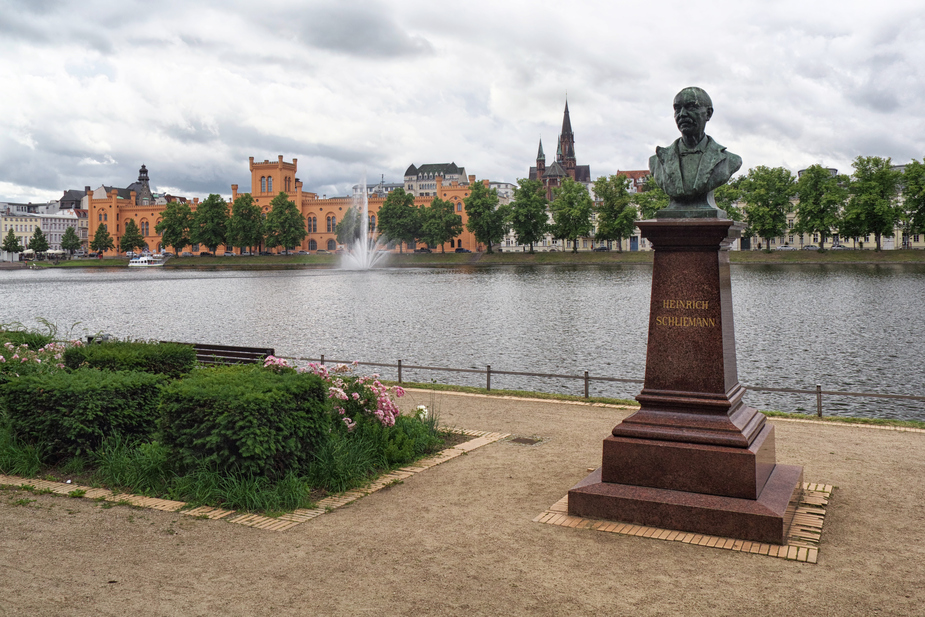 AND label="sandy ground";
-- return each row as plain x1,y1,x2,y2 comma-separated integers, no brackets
2,391,924,617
